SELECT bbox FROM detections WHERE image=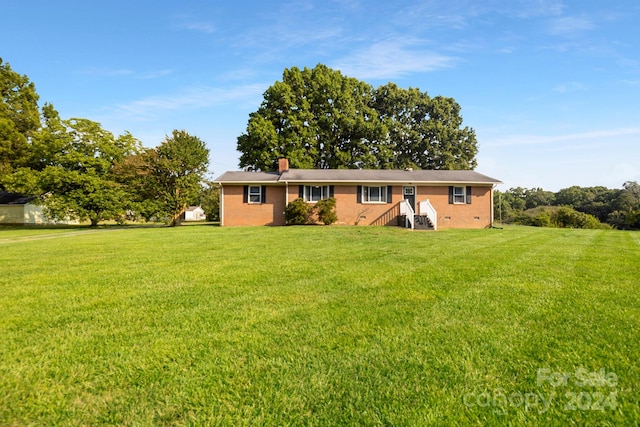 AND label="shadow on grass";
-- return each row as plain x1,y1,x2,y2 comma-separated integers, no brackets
0,221,220,231
177,221,220,227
